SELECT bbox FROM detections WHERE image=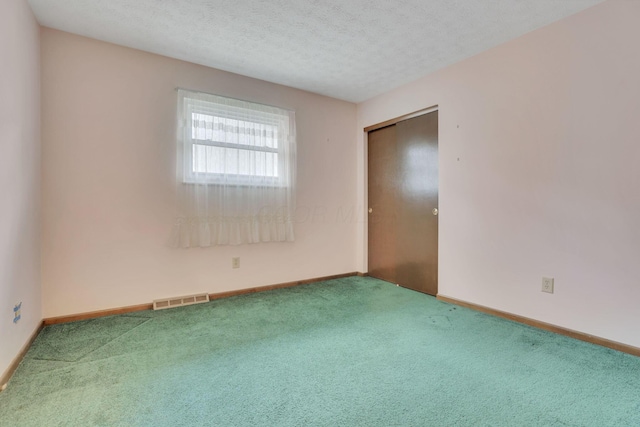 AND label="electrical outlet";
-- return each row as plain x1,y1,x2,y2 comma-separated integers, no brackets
542,277,554,294
232,257,240,269
13,302,22,324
